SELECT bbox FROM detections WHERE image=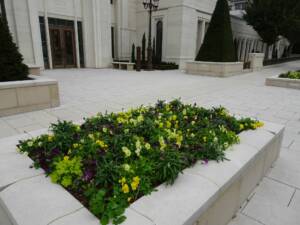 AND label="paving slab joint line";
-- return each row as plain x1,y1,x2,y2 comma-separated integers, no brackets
240,191,256,212
47,207,84,225
0,174,44,193
240,212,267,225
265,176,300,191
287,189,297,207
130,207,157,225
